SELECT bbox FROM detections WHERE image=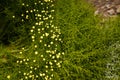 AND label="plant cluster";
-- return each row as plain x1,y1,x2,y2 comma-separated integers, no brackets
0,0,120,80
8,0,64,80
105,41,120,80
